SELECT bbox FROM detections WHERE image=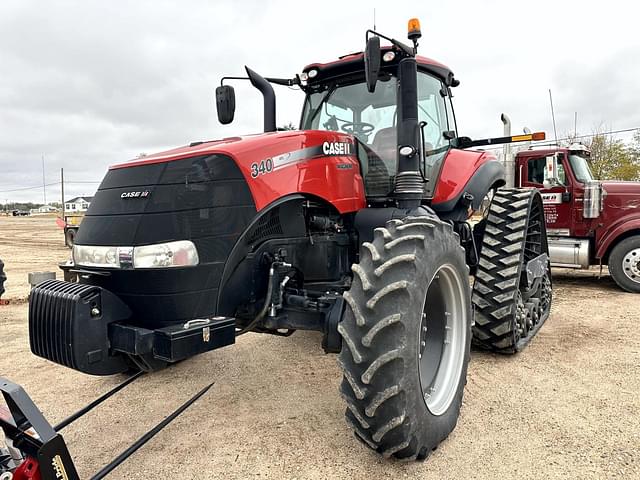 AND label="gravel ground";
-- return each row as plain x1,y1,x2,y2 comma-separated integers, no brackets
0,215,638,479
